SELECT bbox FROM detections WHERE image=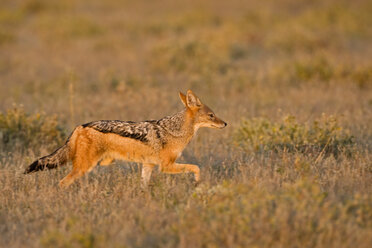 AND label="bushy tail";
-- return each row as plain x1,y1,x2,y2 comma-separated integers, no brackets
24,143,70,174
24,126,82,174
